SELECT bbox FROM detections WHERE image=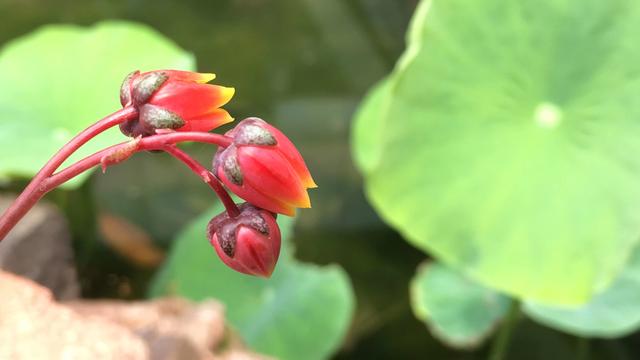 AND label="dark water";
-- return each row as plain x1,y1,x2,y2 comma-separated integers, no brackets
1,0,635,358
